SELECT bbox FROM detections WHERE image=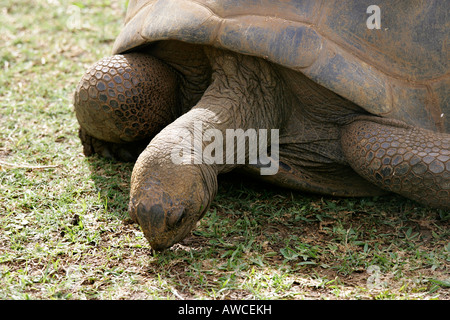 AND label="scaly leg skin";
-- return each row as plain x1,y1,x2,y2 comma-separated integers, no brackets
128,48,289,250
74,53,180,161
341,117,450,209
